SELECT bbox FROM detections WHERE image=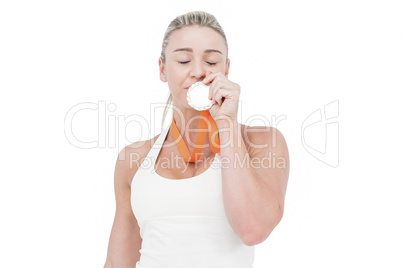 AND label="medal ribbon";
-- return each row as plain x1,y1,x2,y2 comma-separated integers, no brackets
171,110,220,162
